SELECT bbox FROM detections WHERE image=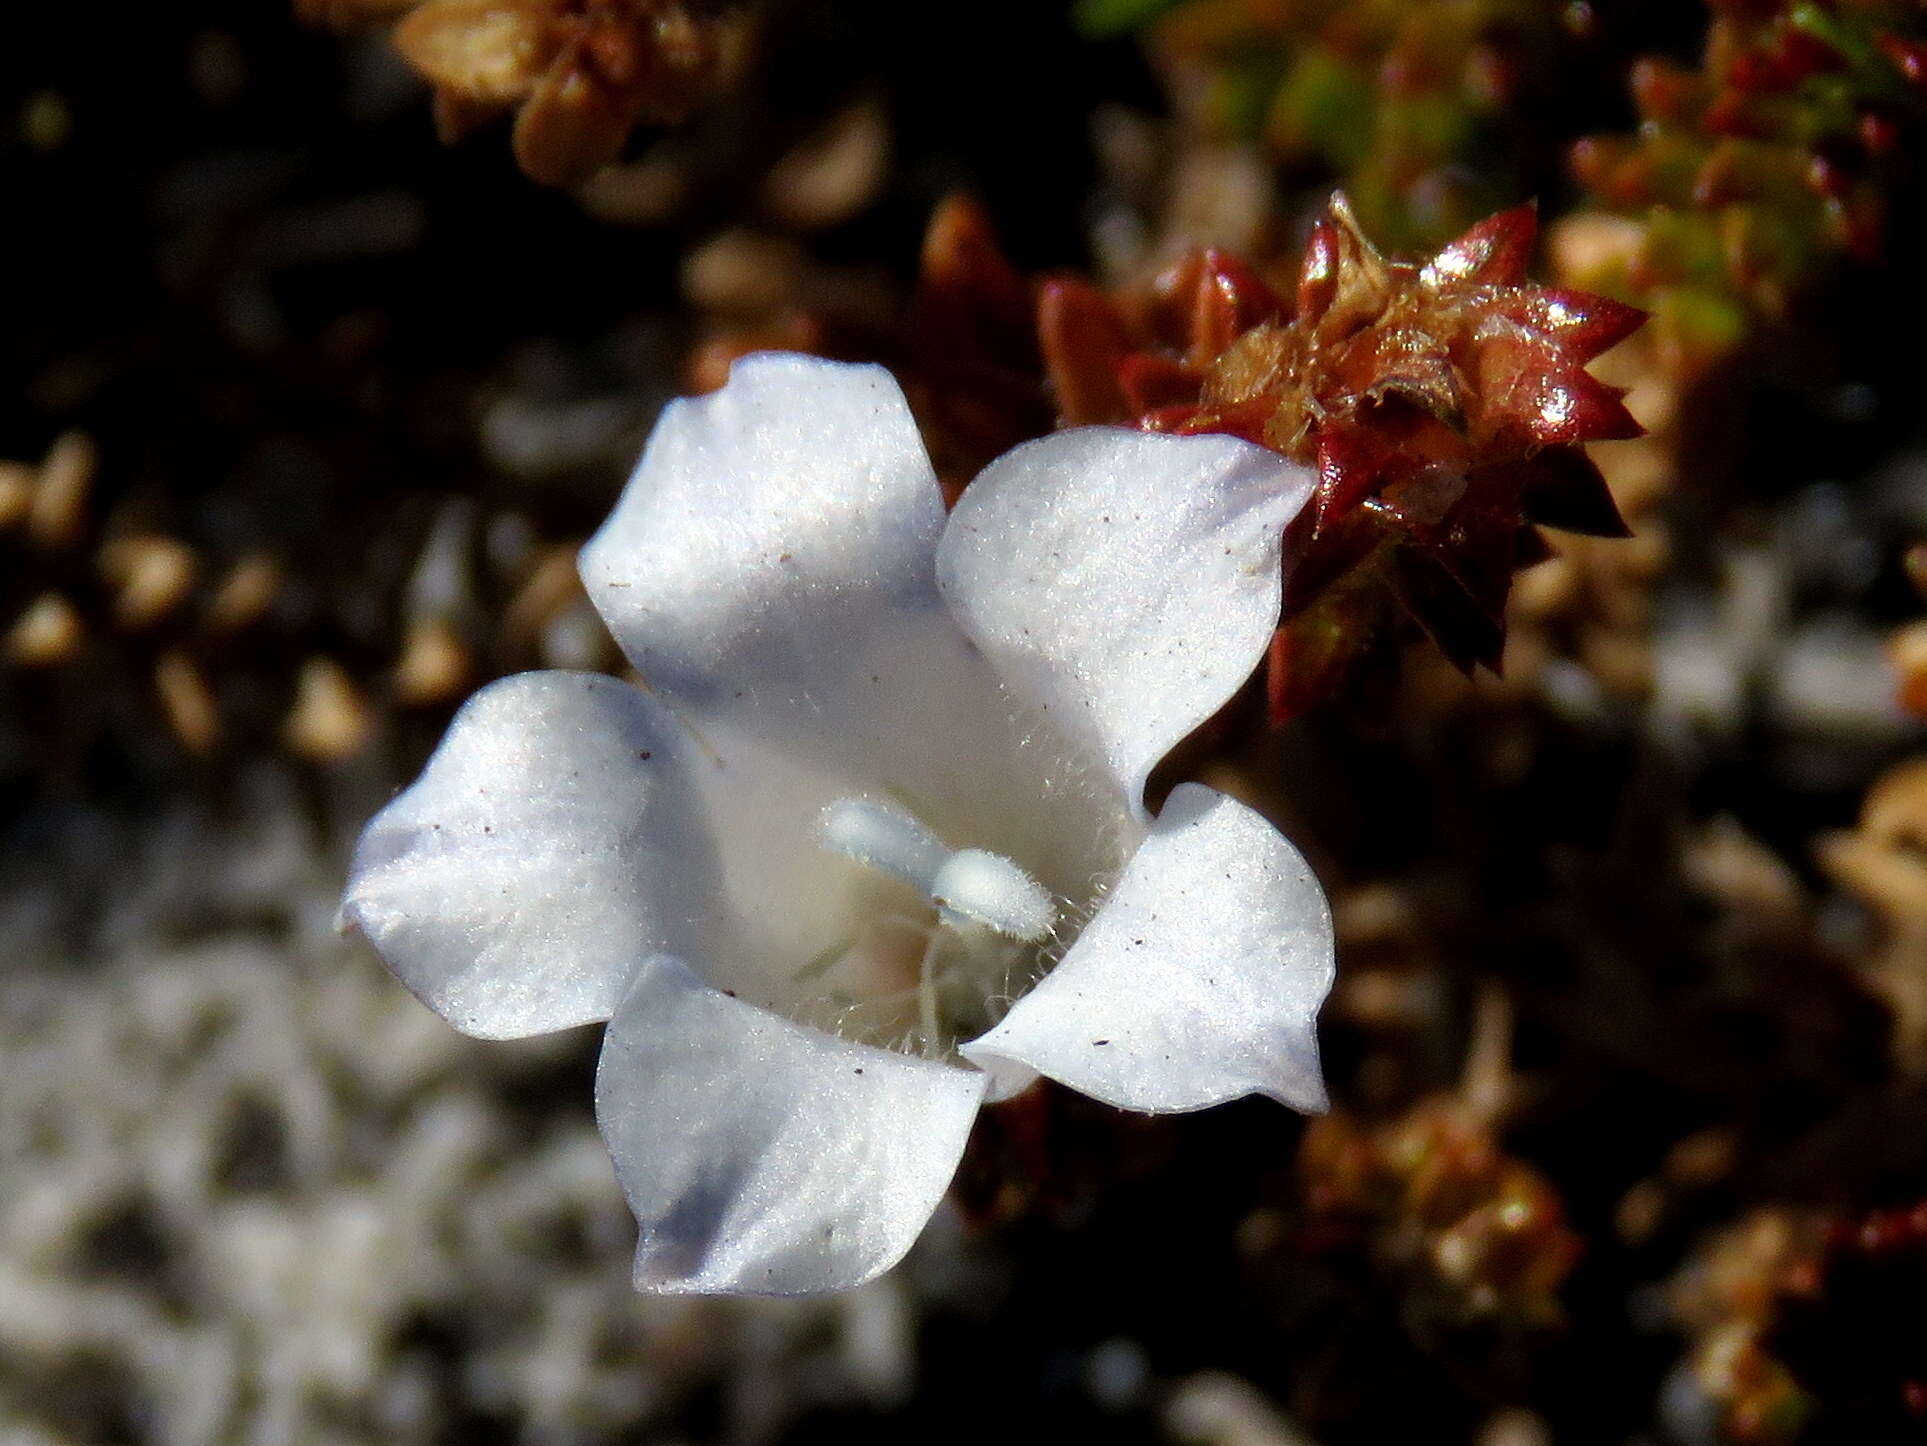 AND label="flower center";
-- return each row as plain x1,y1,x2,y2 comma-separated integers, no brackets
819,797,1056,942
815,796,1057,1055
